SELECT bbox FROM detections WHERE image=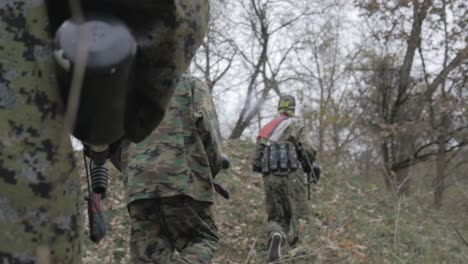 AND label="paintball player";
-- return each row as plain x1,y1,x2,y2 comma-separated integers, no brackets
121,76,225,264
252,95,318,263
0,0,209,263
